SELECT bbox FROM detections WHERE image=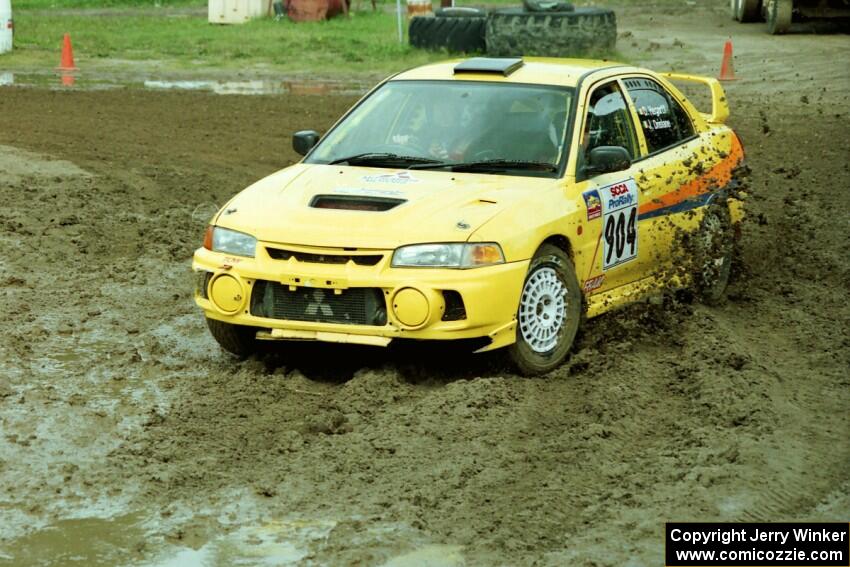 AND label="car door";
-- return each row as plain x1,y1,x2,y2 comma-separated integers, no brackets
619,75,709,278
571,79,651,295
